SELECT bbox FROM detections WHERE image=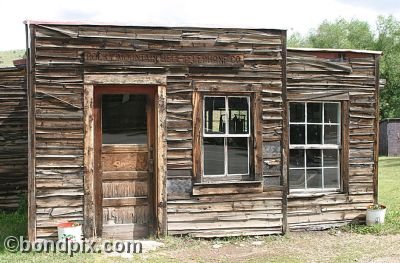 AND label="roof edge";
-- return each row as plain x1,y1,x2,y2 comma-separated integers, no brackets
288,47,382,55
23,20,286,32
